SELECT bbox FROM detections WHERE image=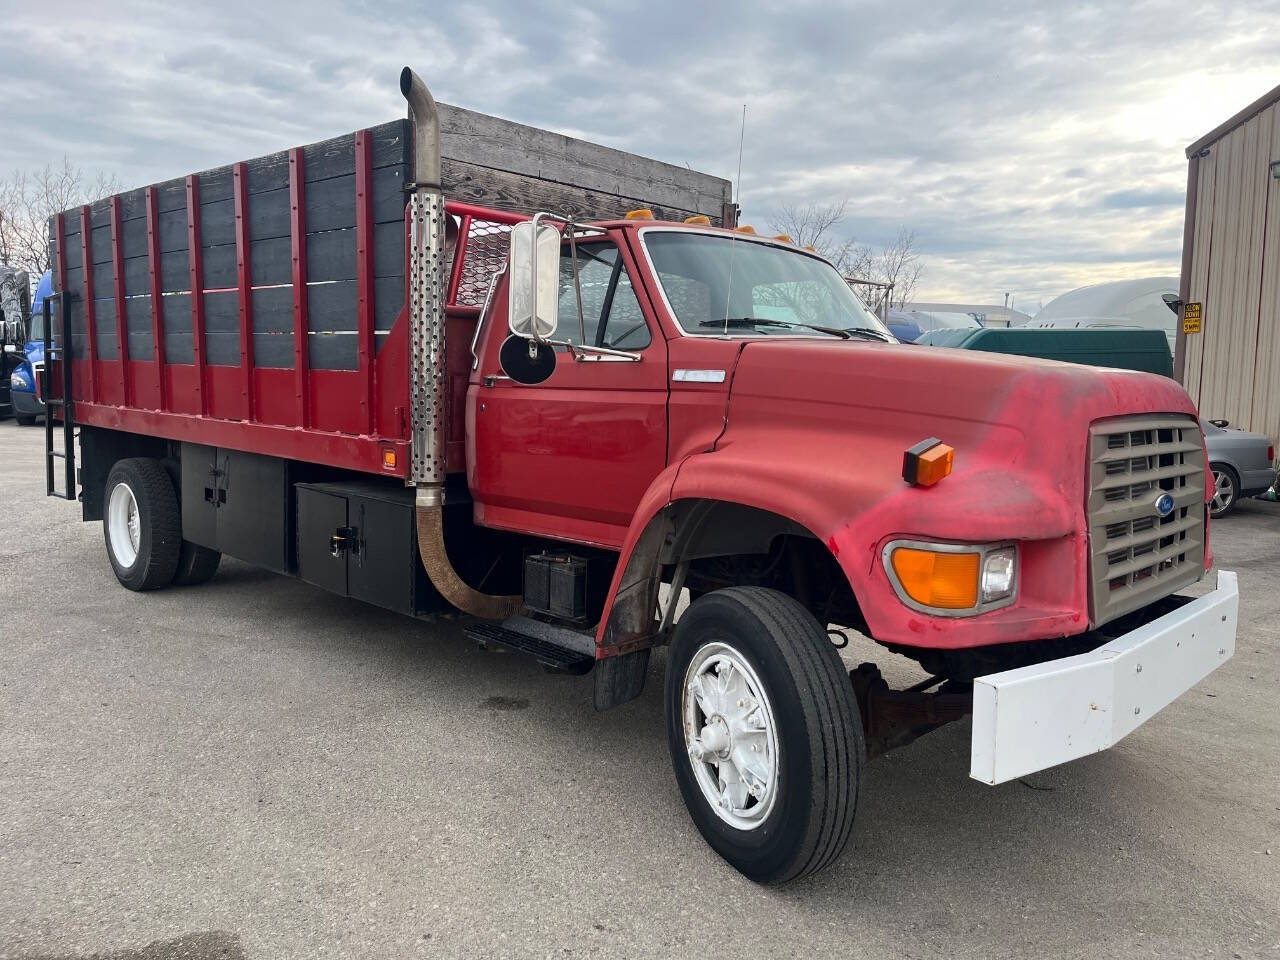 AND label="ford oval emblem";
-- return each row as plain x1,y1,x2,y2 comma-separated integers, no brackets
1154,492,1175,517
